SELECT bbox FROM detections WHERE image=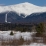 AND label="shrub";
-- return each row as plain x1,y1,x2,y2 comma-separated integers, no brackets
10,31,14,35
